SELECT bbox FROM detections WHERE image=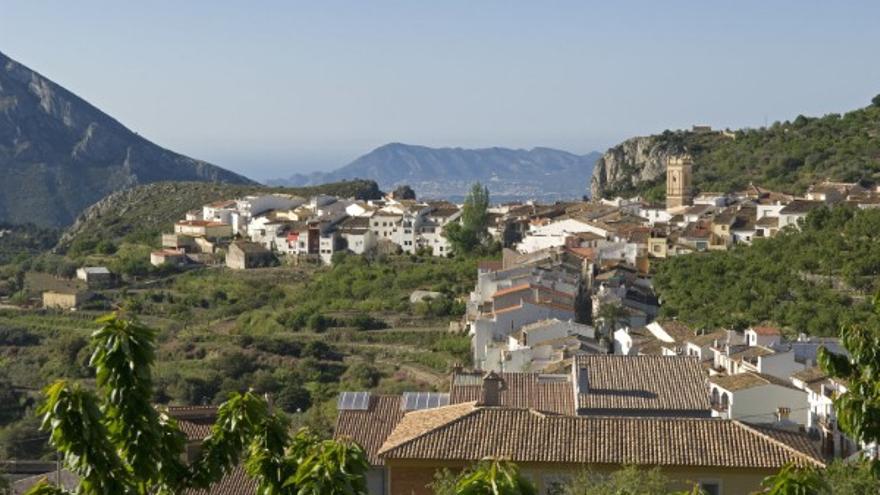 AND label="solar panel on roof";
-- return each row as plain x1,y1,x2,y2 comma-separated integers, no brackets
337,391,371,410
401,392,450,411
